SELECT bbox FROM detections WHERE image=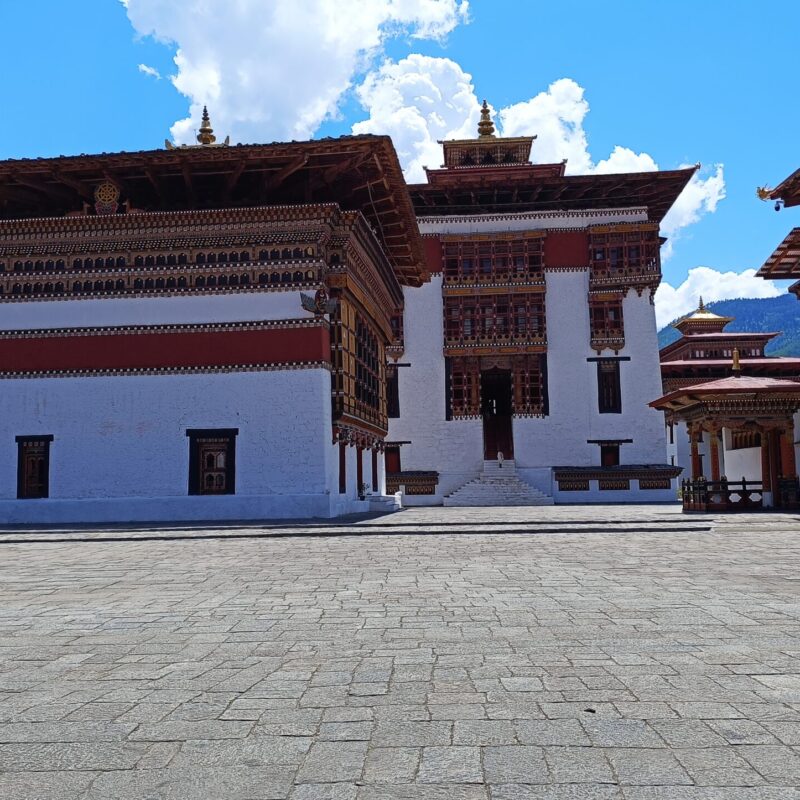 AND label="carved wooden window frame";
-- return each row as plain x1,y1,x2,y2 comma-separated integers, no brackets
187,428,238,496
